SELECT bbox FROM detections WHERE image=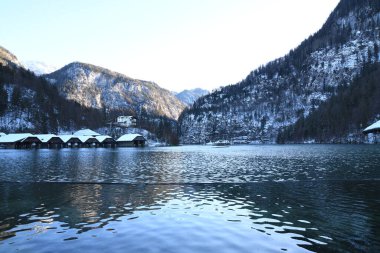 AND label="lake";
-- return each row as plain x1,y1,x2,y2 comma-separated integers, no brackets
0,145,379,252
